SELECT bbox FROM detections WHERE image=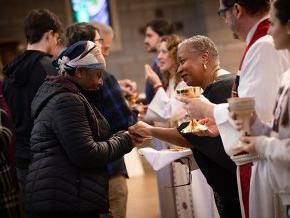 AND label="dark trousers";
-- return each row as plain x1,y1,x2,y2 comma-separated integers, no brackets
16,167,28,218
